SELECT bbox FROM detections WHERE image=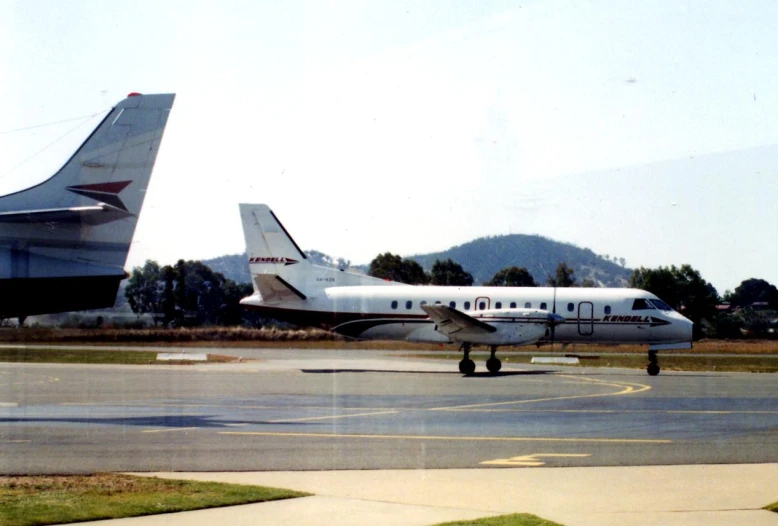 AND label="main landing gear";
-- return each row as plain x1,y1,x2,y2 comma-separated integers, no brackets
647,350,661,376
486,346,502,373
458,343,502,375
458,343,476,375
